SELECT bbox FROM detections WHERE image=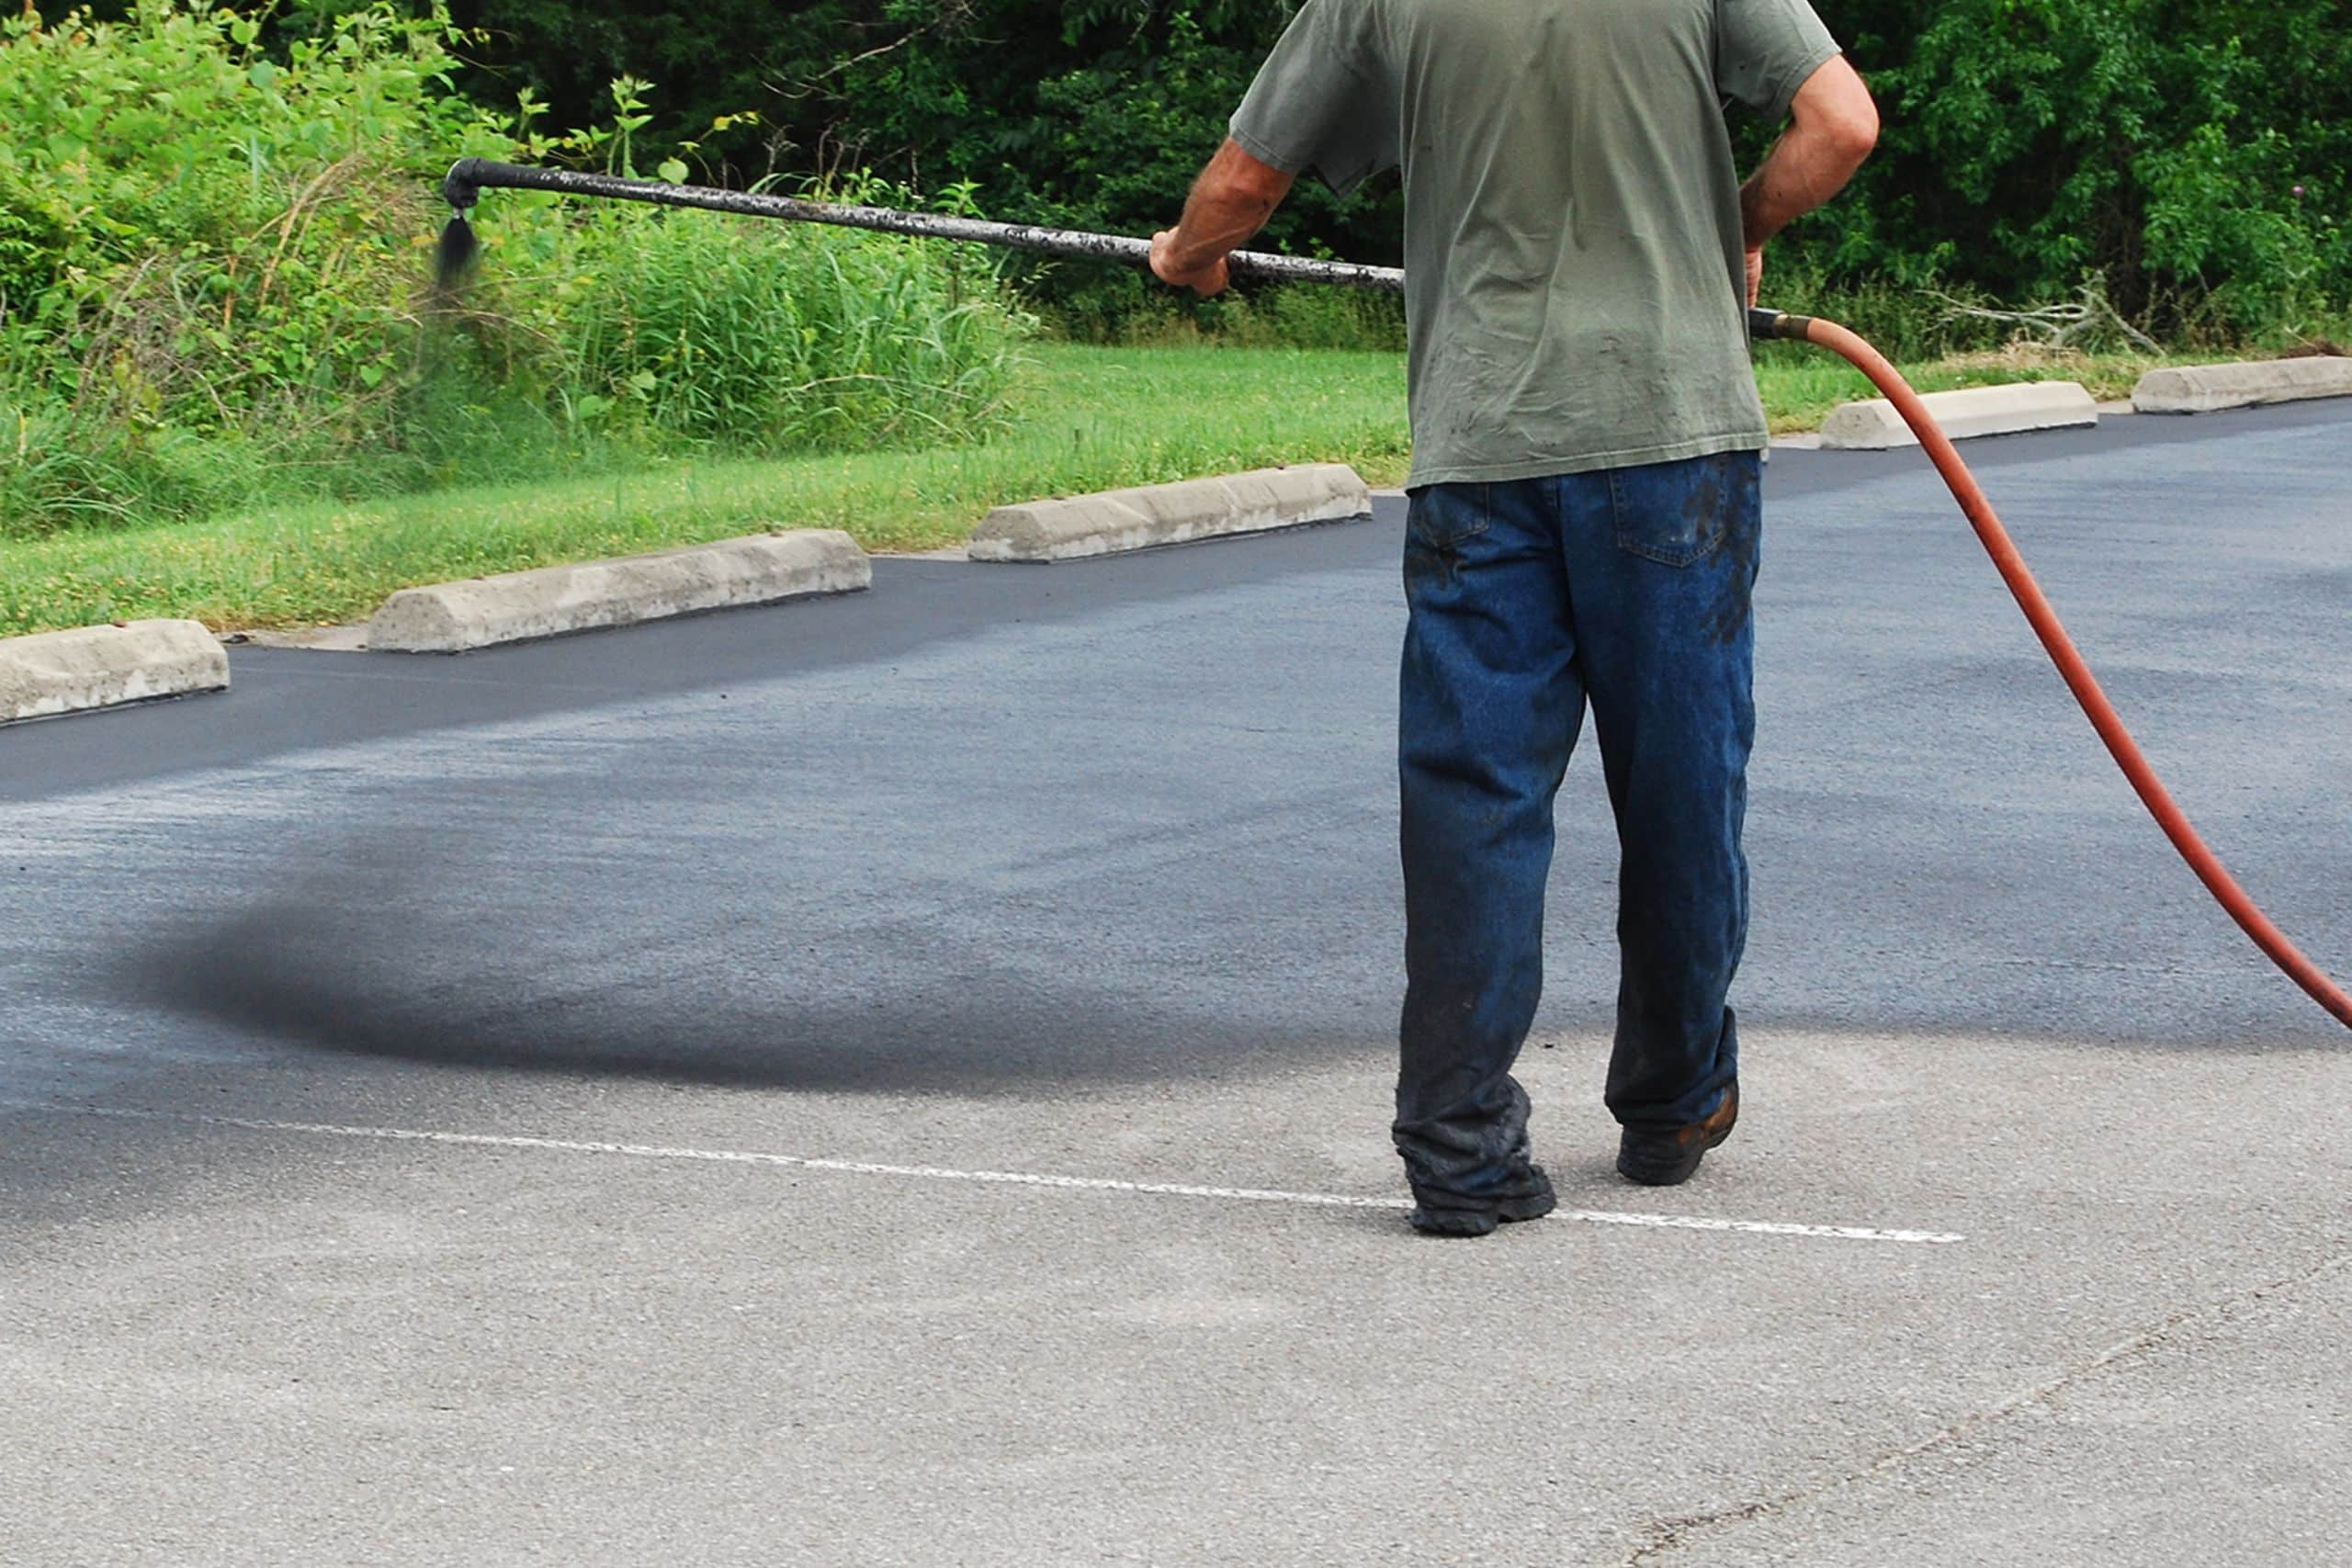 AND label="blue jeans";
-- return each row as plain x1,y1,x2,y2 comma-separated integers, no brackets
1393,452,1759,1203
